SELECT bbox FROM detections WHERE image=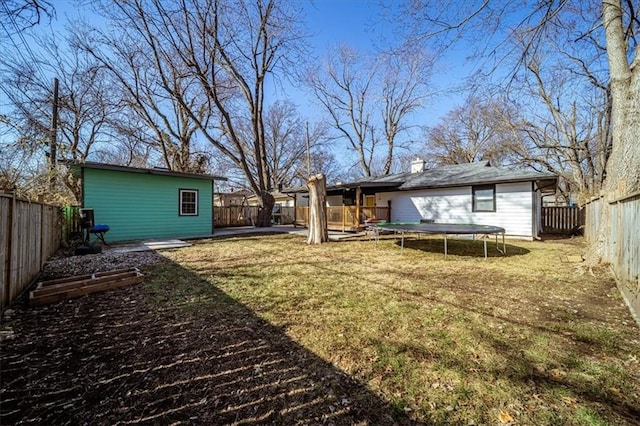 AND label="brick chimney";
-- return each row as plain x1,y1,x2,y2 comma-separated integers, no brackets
410,158,425,173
